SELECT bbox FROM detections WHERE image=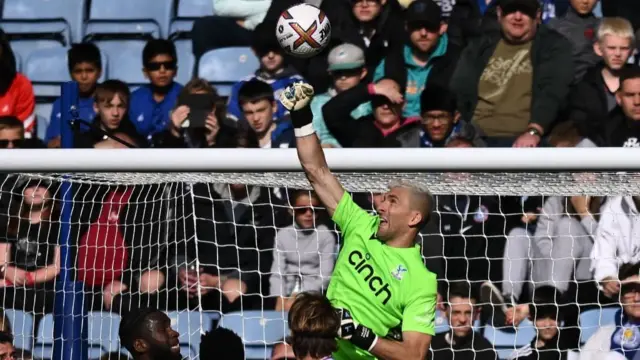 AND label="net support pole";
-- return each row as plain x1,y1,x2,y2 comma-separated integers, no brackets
54,81,88,360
